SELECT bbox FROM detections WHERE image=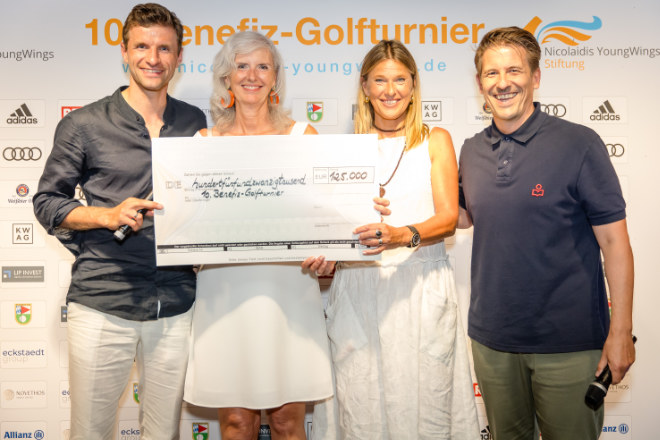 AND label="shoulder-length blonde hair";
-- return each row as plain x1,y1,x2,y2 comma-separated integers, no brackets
355,40,428,150
209,31,290,131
